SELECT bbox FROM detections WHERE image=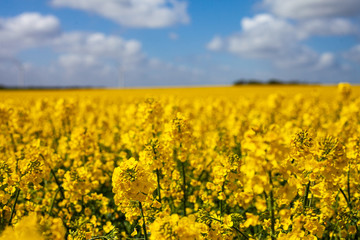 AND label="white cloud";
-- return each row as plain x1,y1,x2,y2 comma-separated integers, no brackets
220,14,303,58
206,36,223,51
0,12,206,87
52,32,145,70
0,12,145,86
206,11,360,83
316,52,336,69
206,14,345,71
241,14,281,31
299,18,358,36
262,0,360,19
58,54,98,68
53,32,141,57
51,0,189,28
50,32,148,86
0,12,60,56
